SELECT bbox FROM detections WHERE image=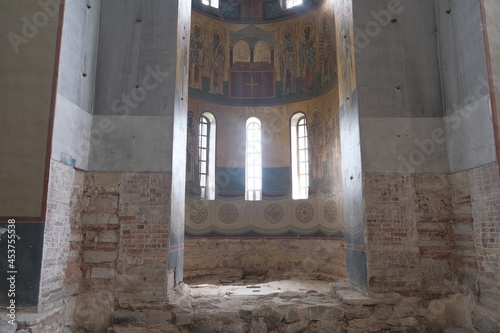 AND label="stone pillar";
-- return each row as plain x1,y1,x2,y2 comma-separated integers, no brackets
335,0,367,290
481,0,500,171
346,0,498,304
0,0,62,312
89,0,191,296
